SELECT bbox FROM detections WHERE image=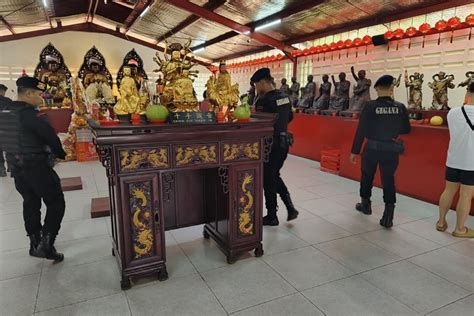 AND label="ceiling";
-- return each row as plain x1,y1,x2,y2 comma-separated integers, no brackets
0,0,469,63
